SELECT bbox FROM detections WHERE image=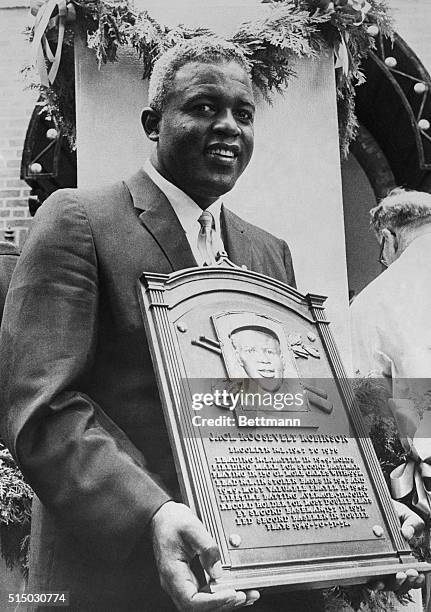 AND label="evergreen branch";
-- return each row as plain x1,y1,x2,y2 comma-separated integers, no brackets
25,0,395,165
